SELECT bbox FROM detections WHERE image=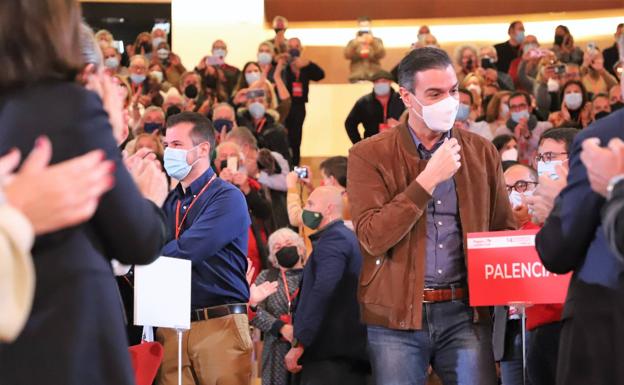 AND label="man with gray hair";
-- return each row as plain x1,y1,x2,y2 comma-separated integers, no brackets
285,186,370,384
